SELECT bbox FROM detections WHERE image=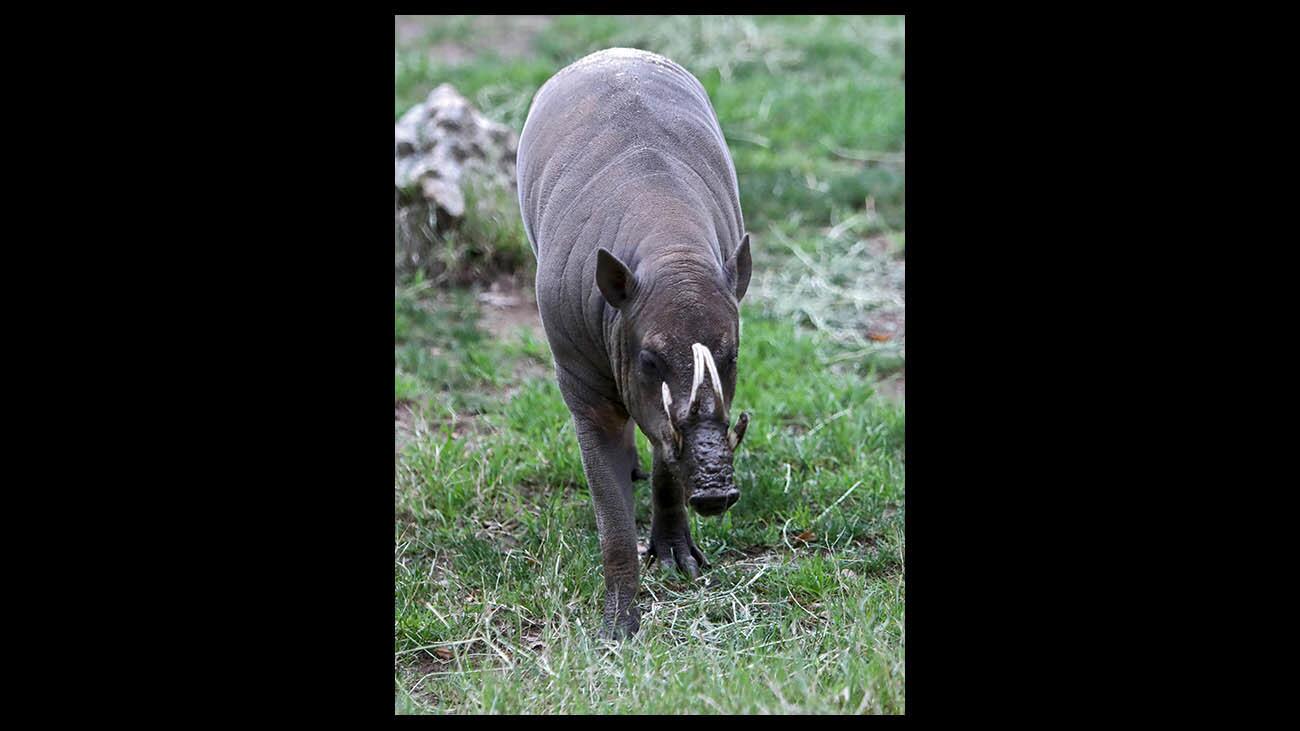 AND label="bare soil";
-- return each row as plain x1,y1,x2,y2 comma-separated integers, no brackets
476,278,544,343
395,15,553,64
